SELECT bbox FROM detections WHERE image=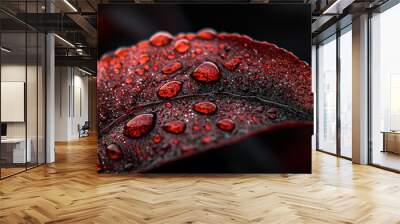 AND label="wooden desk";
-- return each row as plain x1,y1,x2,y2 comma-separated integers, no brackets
1,138,31,163
382,131,400,154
